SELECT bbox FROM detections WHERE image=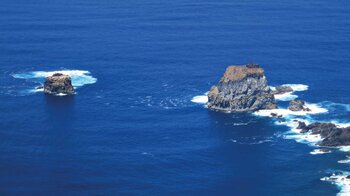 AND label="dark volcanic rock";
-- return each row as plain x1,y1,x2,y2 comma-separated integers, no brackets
270,113,282,118
319,148,331,153
207,64,277,112
298,122,350,147
288,100,311,111
308,122,337,137
270,113,278,117
272,85,293,95
319,126,350,147
44,73,75,95
297,121,308,133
